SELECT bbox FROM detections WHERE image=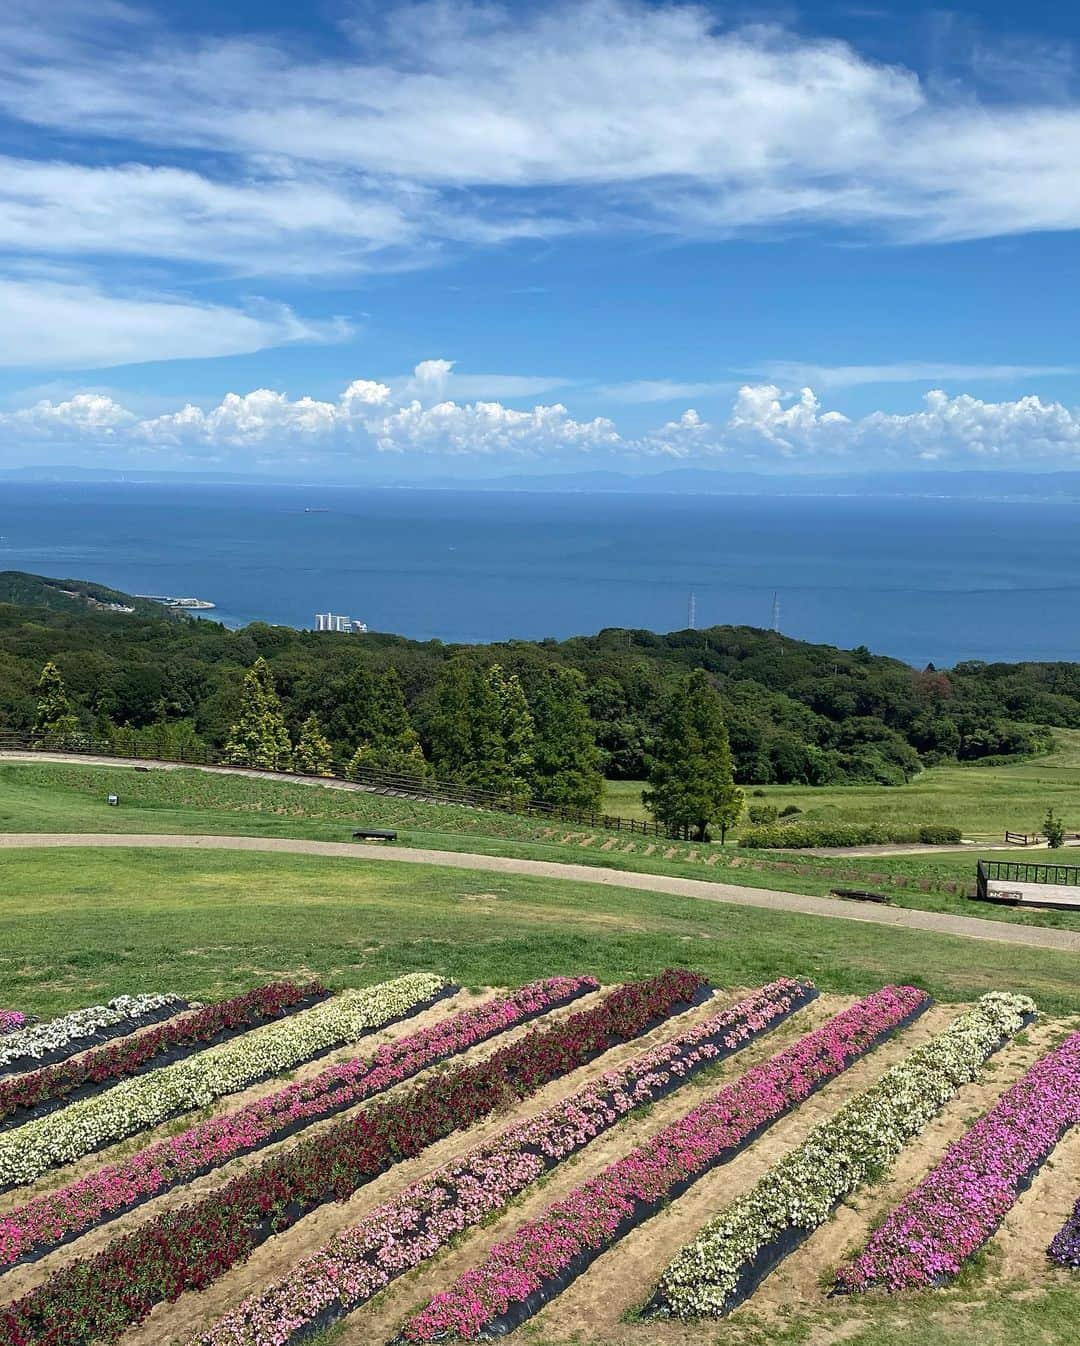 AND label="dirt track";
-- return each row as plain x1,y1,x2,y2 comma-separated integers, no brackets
2,831,1078,954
